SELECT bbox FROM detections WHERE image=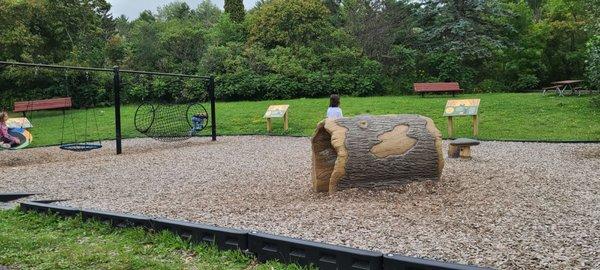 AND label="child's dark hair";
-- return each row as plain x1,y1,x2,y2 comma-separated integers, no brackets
0,111,8,122
329,94,340,108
